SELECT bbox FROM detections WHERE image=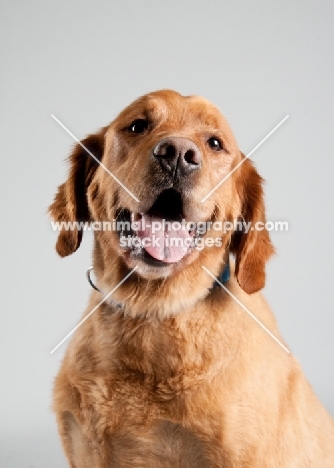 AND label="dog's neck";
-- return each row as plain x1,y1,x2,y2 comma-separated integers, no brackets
86,258,231,310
